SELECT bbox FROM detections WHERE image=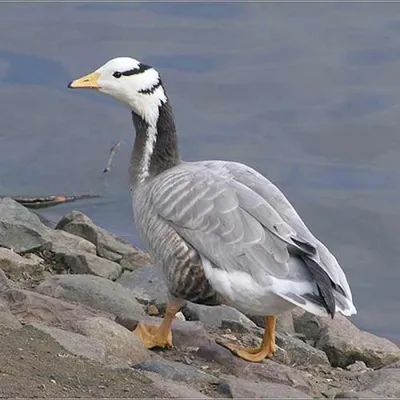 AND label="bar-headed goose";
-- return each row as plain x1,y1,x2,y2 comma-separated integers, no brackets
68,57,356,362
